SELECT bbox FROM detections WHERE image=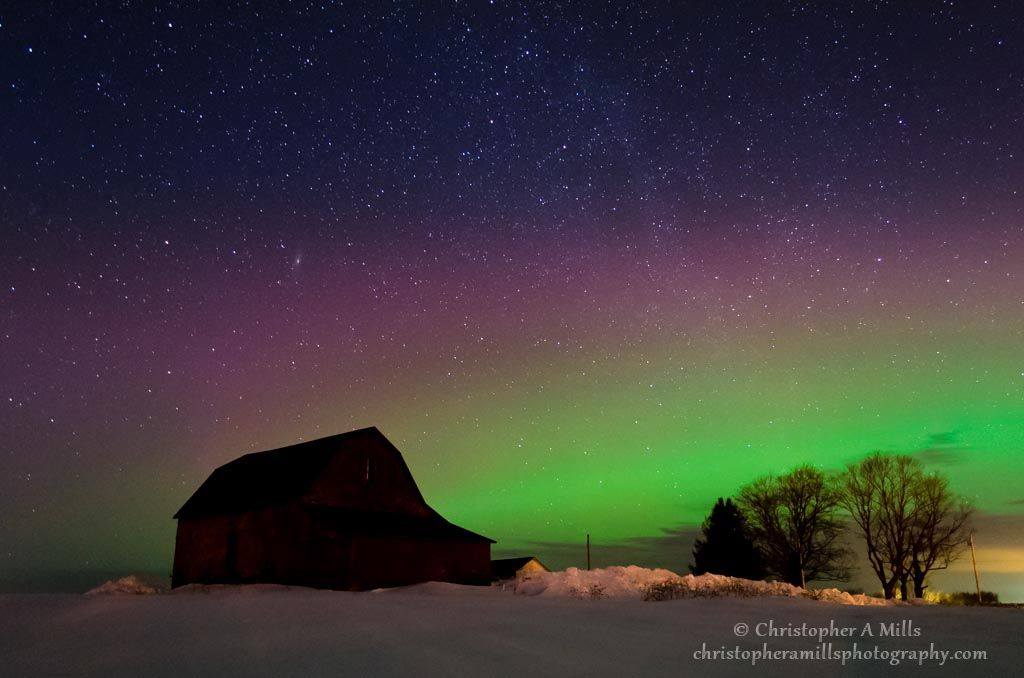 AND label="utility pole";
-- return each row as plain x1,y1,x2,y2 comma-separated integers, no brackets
586,533,591,570
969,532,982,604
